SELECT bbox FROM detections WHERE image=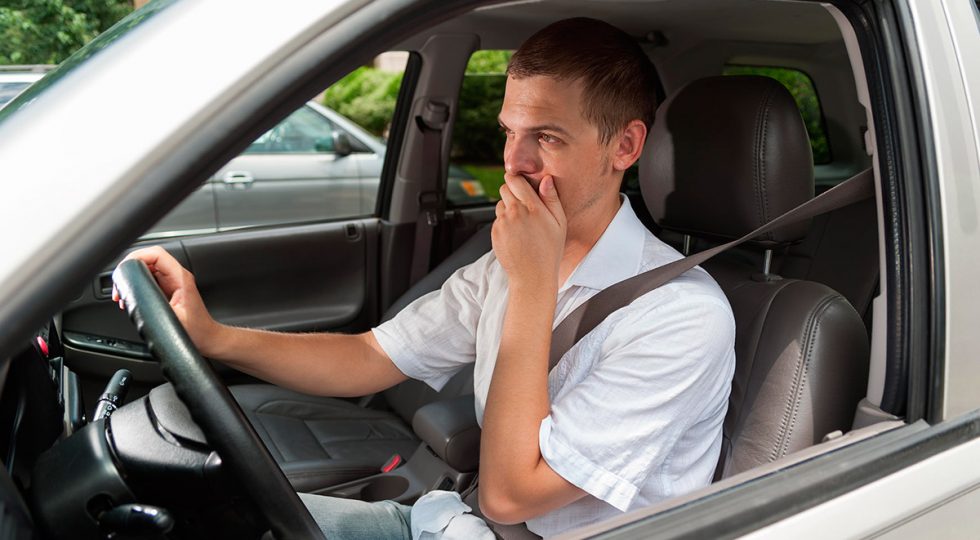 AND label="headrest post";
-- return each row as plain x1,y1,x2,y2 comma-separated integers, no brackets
682,235,692,256
762,249,773,276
